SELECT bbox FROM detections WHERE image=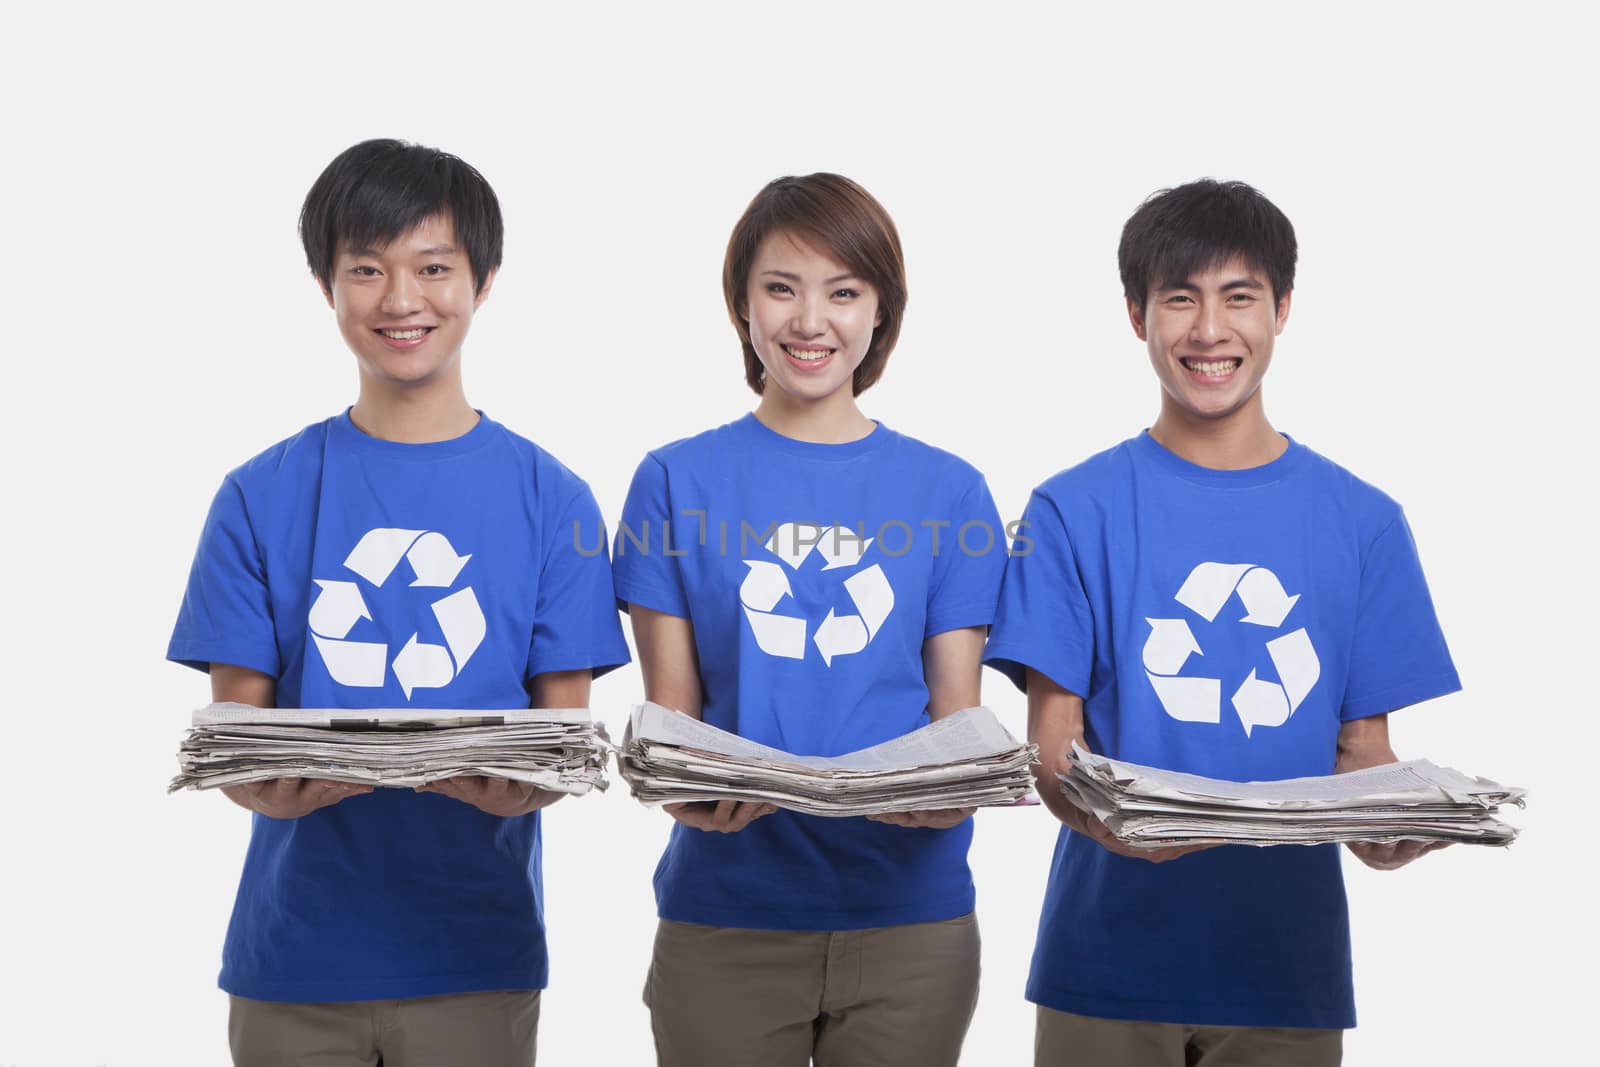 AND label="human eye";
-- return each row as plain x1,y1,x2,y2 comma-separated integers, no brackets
1164,293,1193,306
764,282,794,295
421,263,452,276
350,265,381,277
831,287,860,300
1227,292,1257,305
